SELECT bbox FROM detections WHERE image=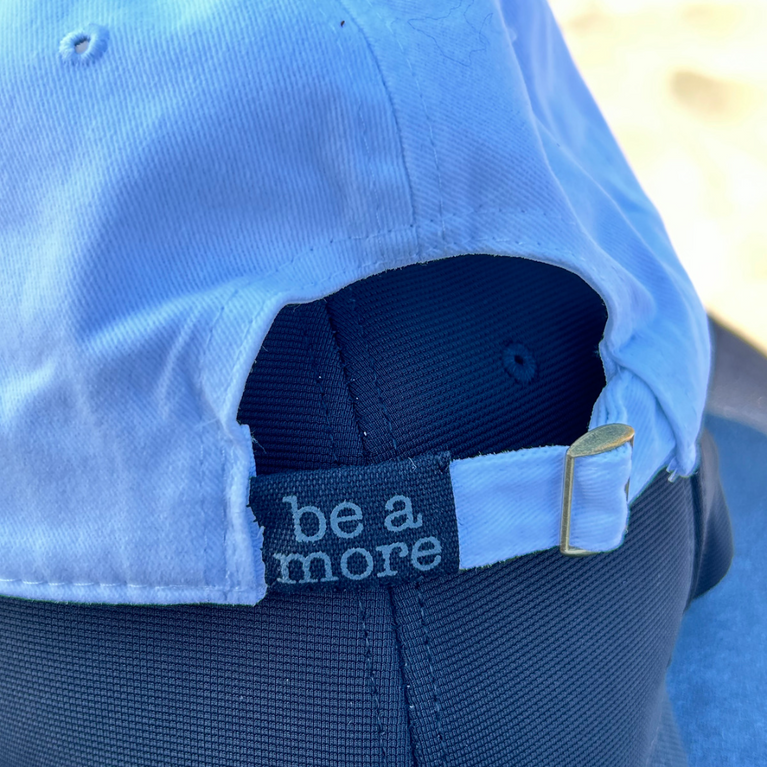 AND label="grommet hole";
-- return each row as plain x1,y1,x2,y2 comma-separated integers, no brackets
59,24,109,66
502,342,537,384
